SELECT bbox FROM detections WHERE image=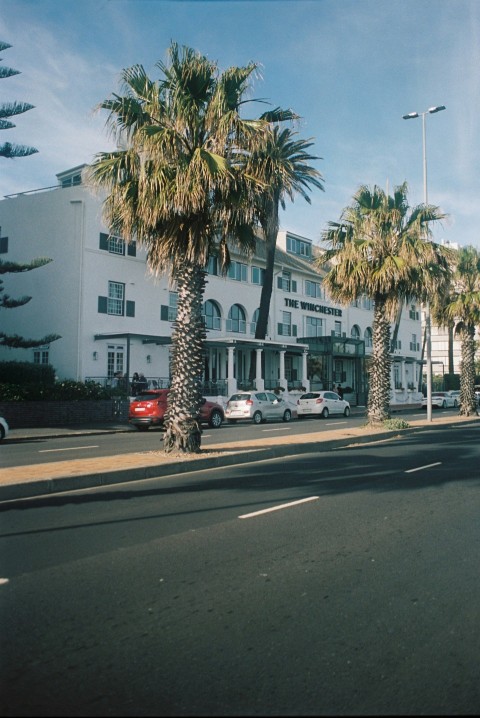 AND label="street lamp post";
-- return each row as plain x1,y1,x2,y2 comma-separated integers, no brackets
402,105,446,422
